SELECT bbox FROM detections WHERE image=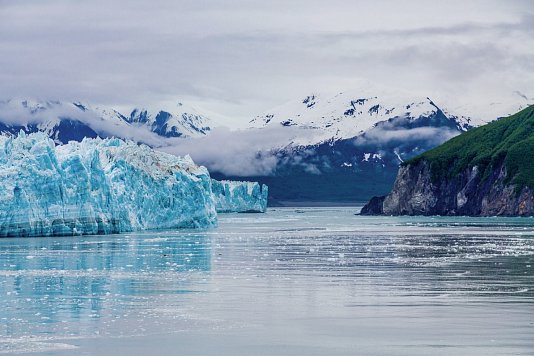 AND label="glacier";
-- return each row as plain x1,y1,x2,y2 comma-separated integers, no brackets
211,180,268,213
0,132,217,237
